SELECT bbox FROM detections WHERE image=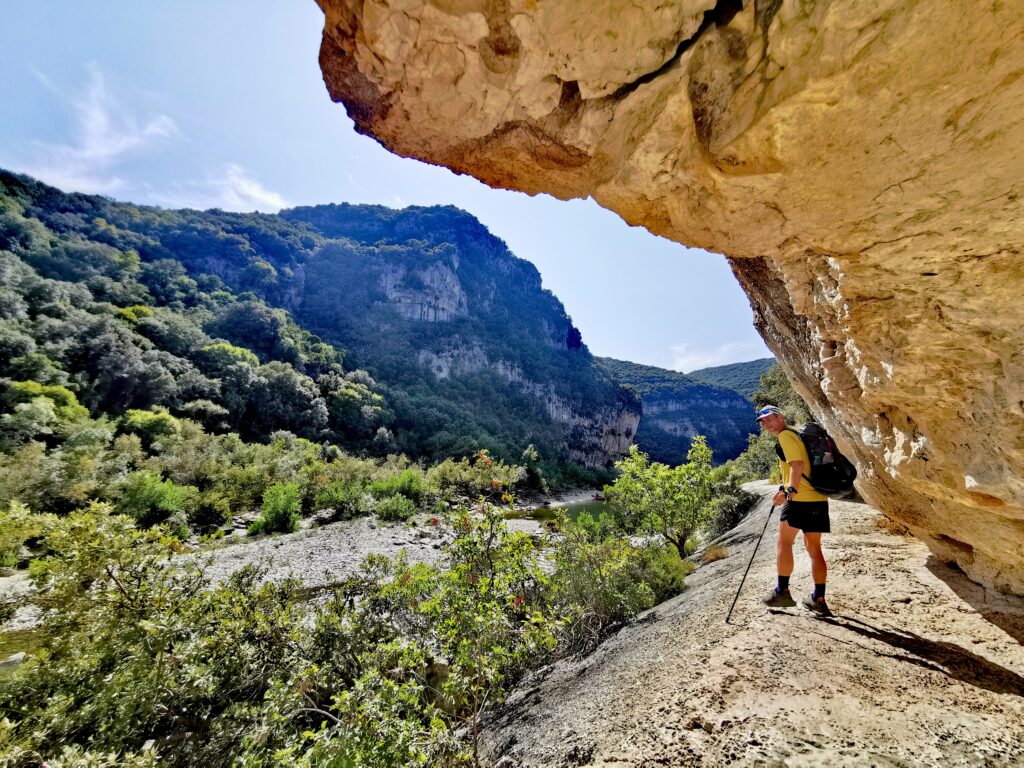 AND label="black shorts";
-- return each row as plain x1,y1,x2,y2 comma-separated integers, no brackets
780,500,830,533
